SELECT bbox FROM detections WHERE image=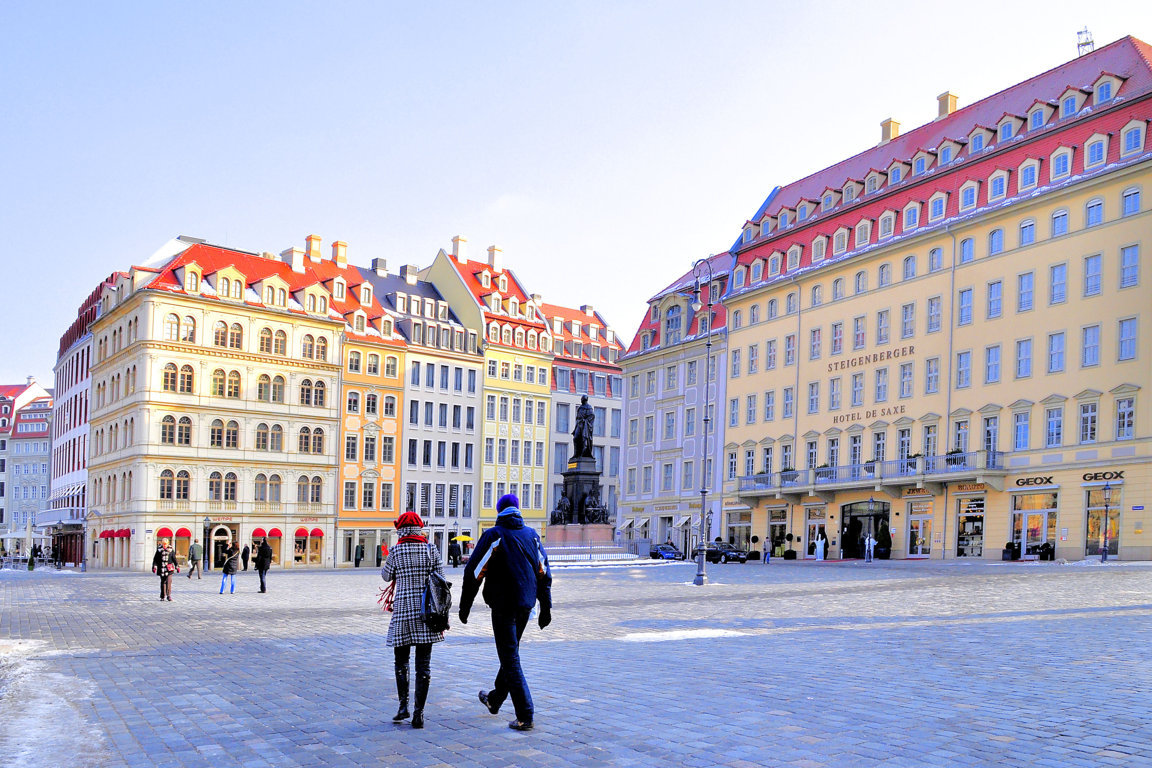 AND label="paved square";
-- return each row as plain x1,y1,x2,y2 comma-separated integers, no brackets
3,560,1152,767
